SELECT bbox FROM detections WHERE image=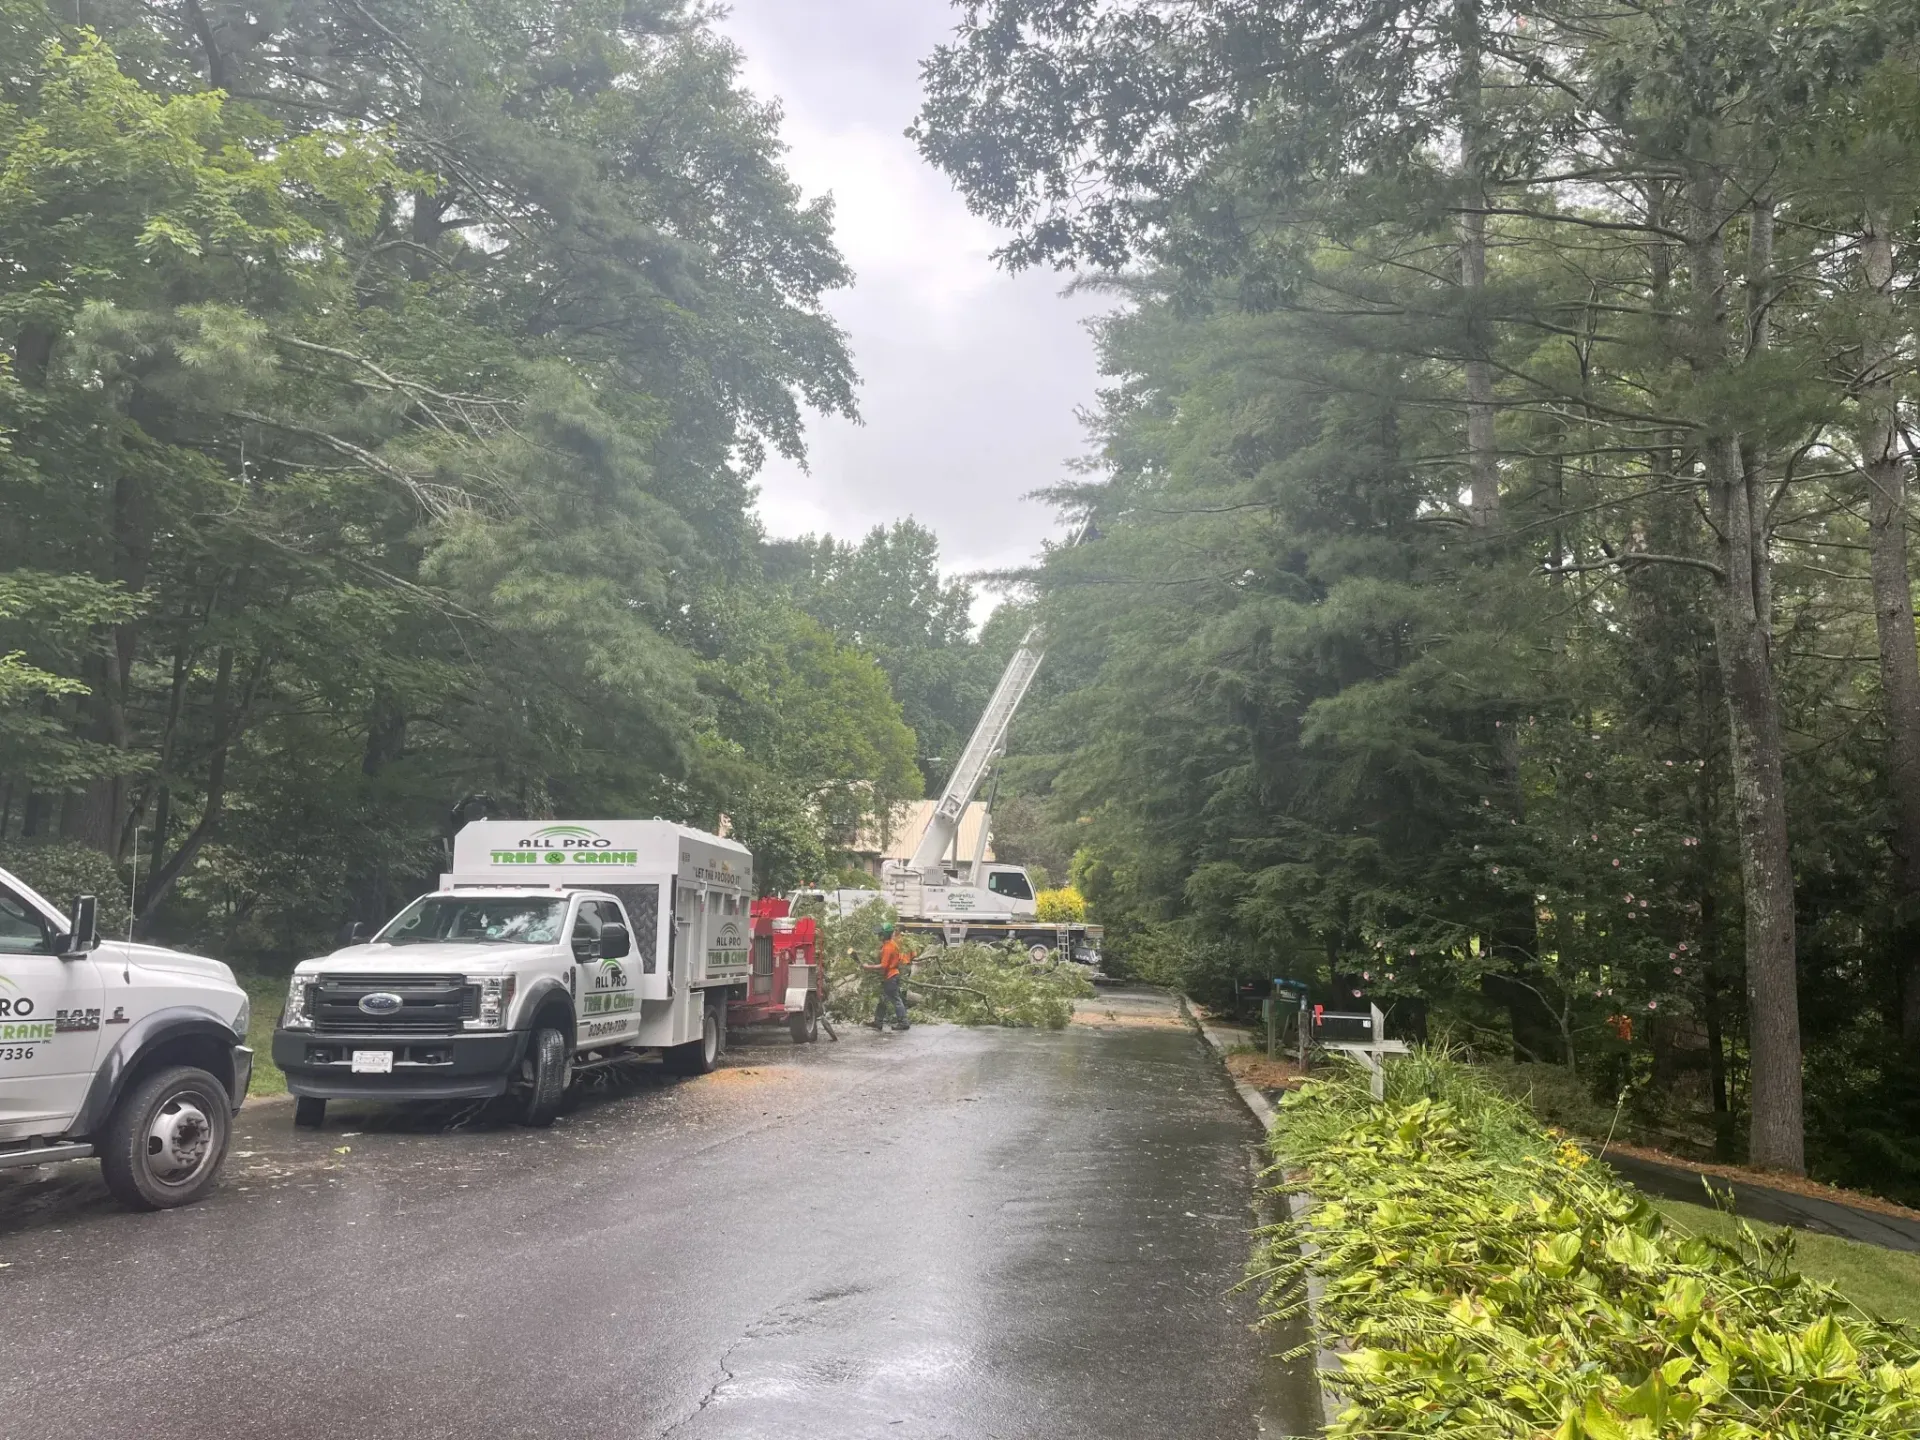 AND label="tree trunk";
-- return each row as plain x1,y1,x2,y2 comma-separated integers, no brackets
407,190,448,282
60,669,125,854
347,690,410,926
1858,214,1920,1048
1706,431,1803,1172
1457,0,1498,530
20,789,51,837
1696,761,1731,1122
1688,181,1803,1174
1702,969,1728,1104
1743,201,1775,641
138,647,267,922
180,0,232,89
61,467,154,857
